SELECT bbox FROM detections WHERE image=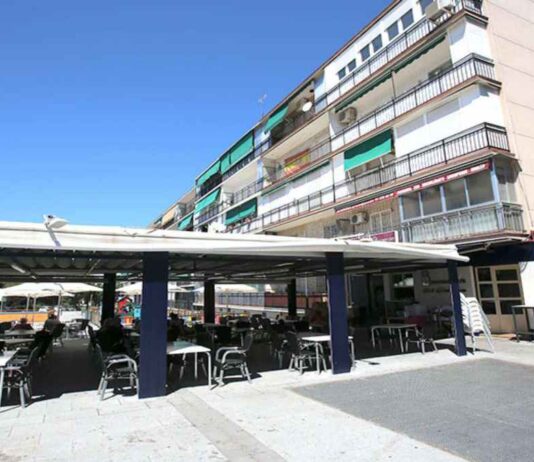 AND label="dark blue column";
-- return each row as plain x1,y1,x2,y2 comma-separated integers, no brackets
447,260,467,356
101,273,116,324
287,279,297,319
139,252,169,399
204,280,215,324
326,253,352,374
